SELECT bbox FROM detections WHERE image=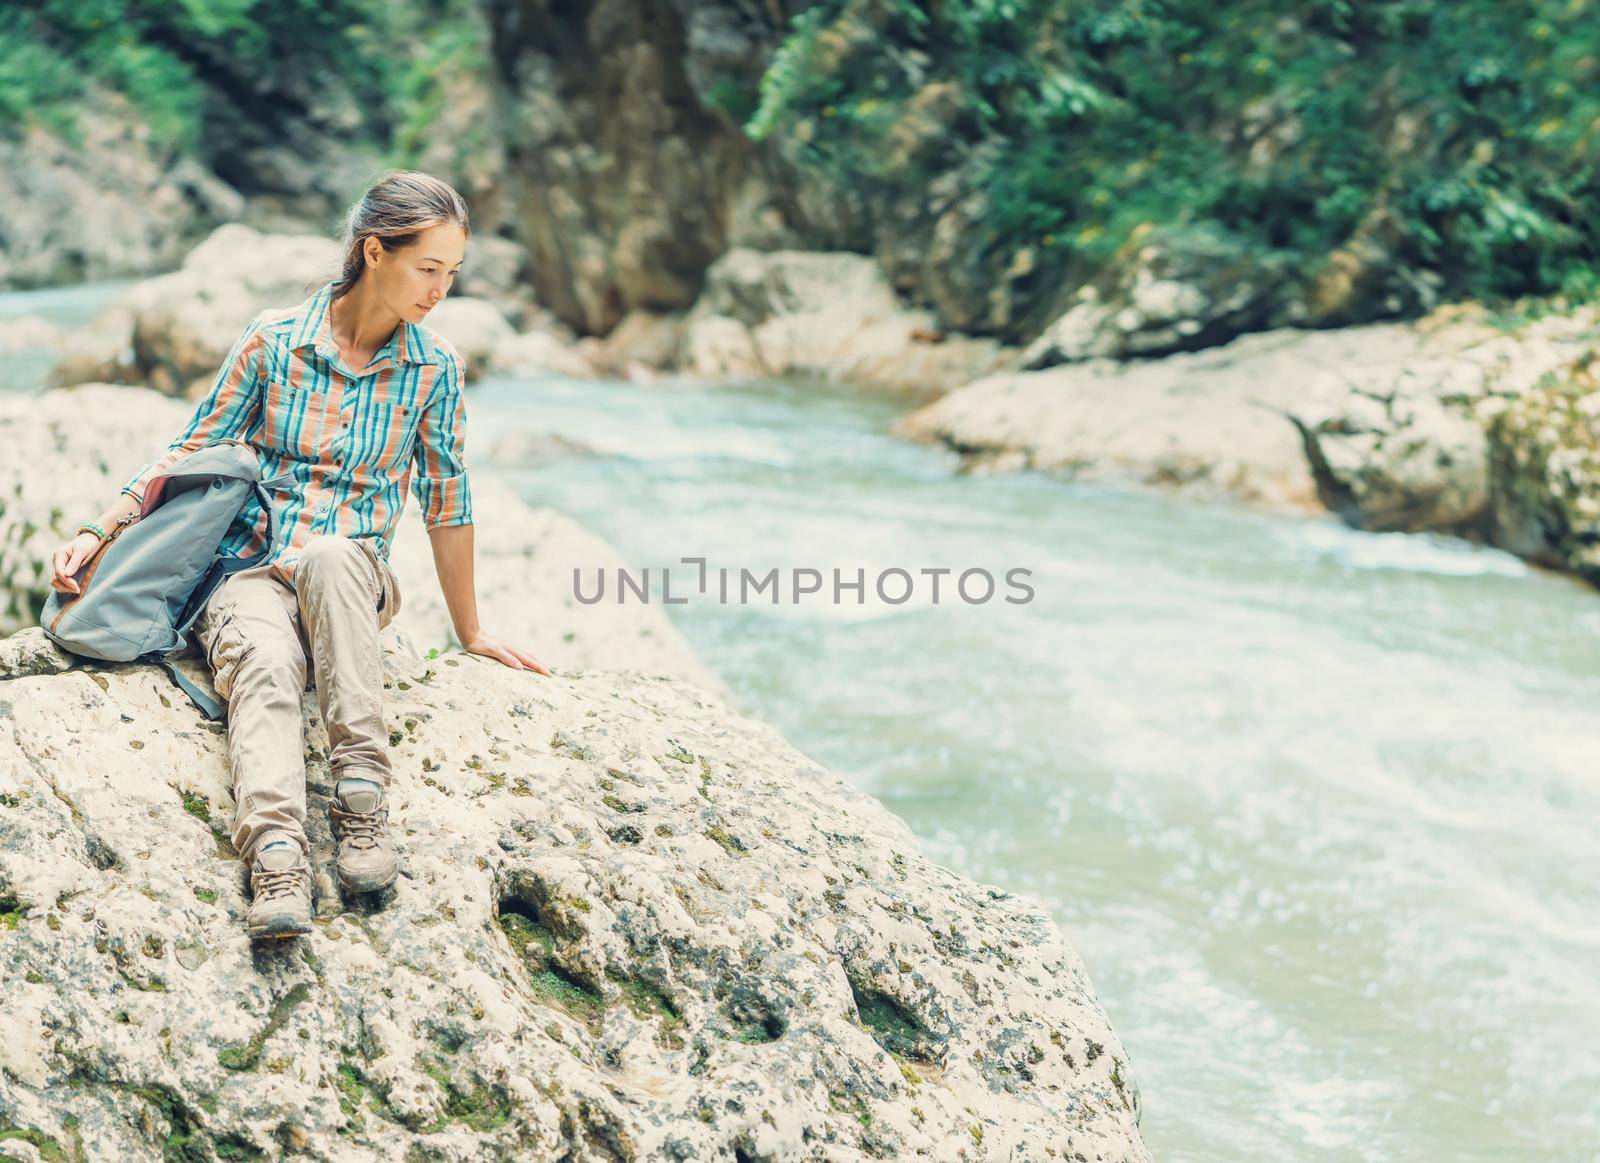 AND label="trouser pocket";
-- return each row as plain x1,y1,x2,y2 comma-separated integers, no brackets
356,538,402,629
198,609,246,702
